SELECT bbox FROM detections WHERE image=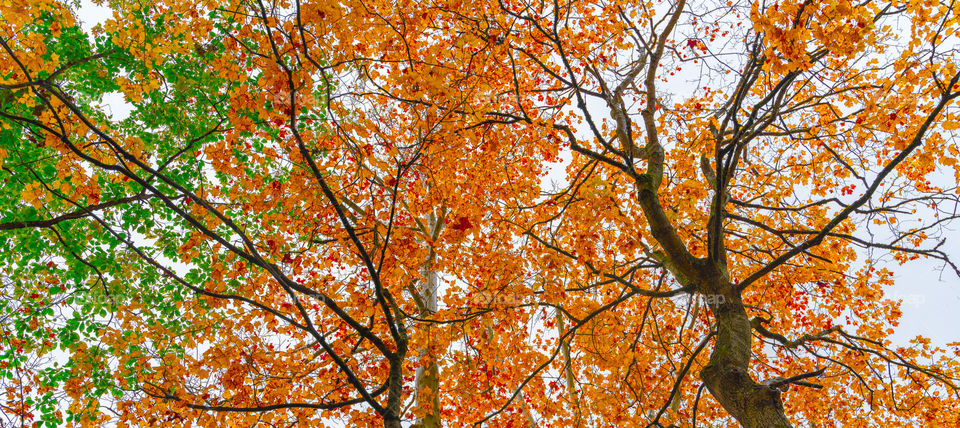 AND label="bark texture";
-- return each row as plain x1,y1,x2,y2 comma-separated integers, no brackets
414,214,442,428
700,293,791,428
